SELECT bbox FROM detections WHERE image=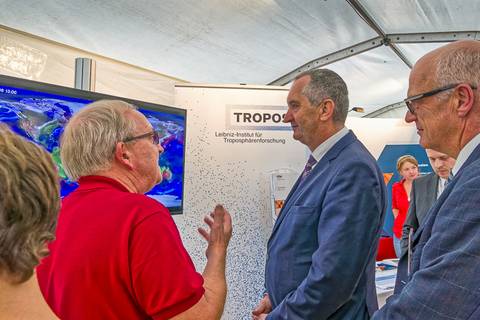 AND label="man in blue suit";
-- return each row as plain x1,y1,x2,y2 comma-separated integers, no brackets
252,69,387,319
373,40,480,319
